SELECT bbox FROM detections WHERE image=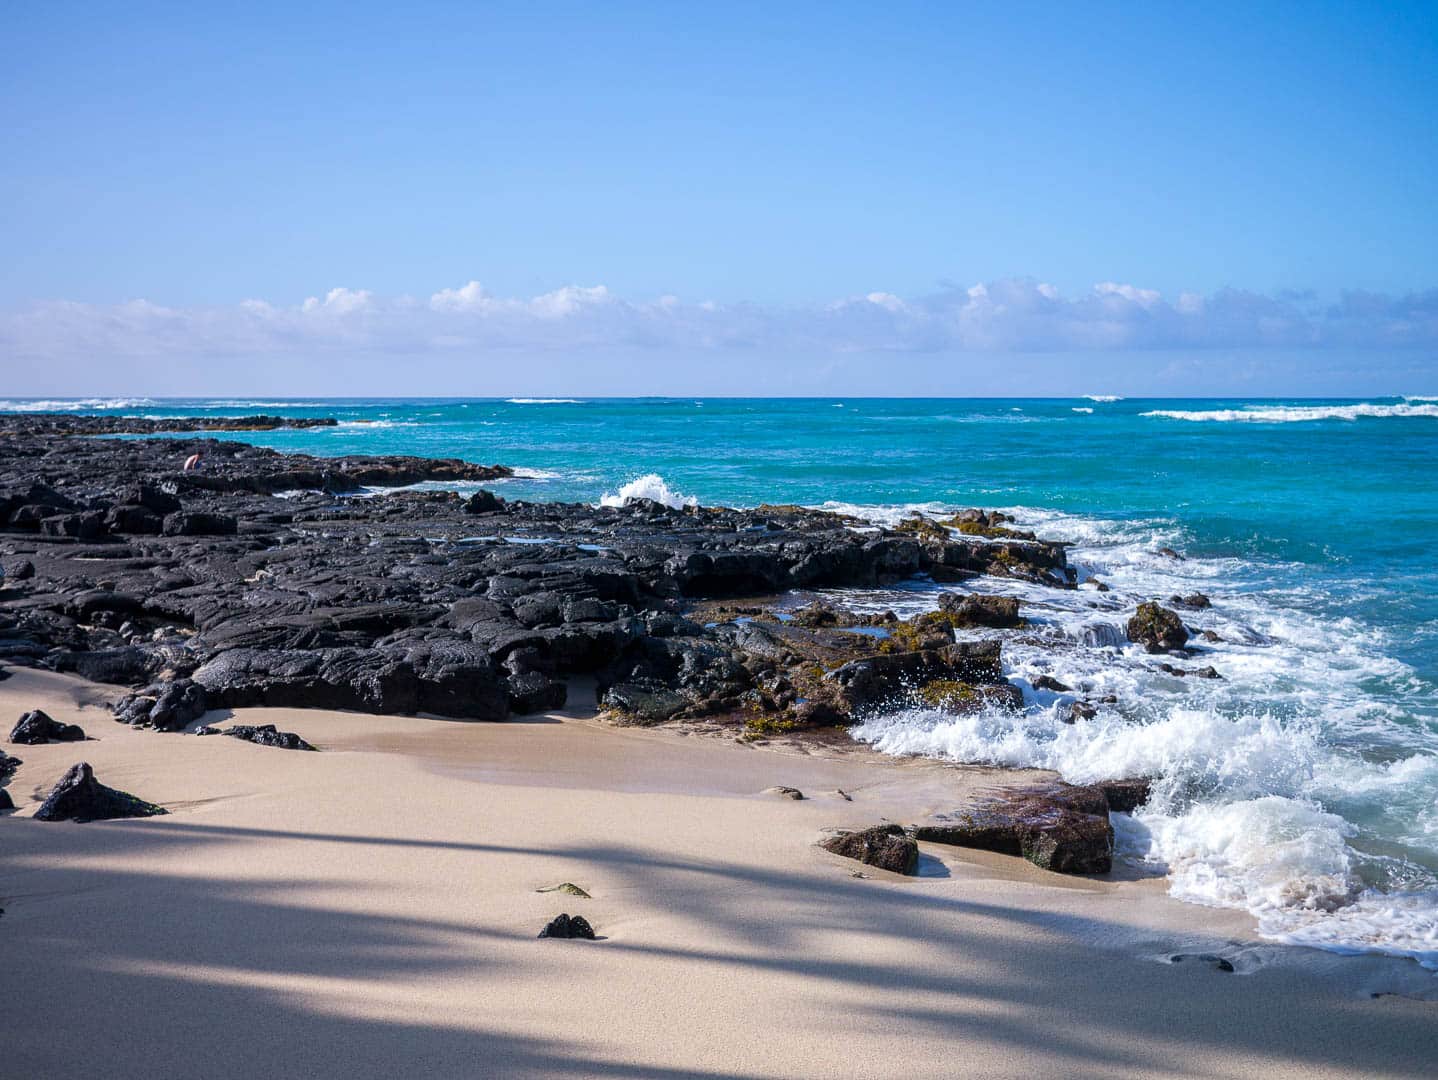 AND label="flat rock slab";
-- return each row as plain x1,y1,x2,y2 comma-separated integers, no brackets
911,781,1120,874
